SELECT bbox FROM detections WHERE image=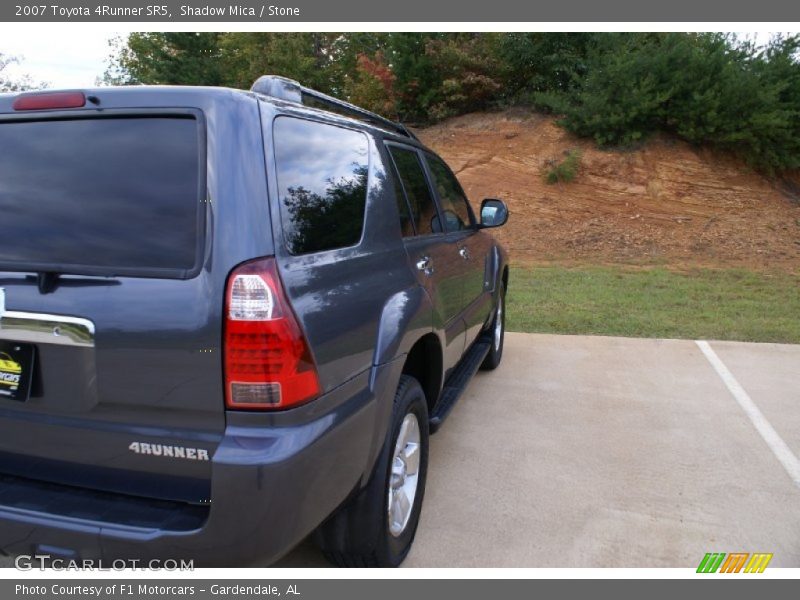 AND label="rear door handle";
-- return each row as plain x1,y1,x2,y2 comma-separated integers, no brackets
459,247,470,260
